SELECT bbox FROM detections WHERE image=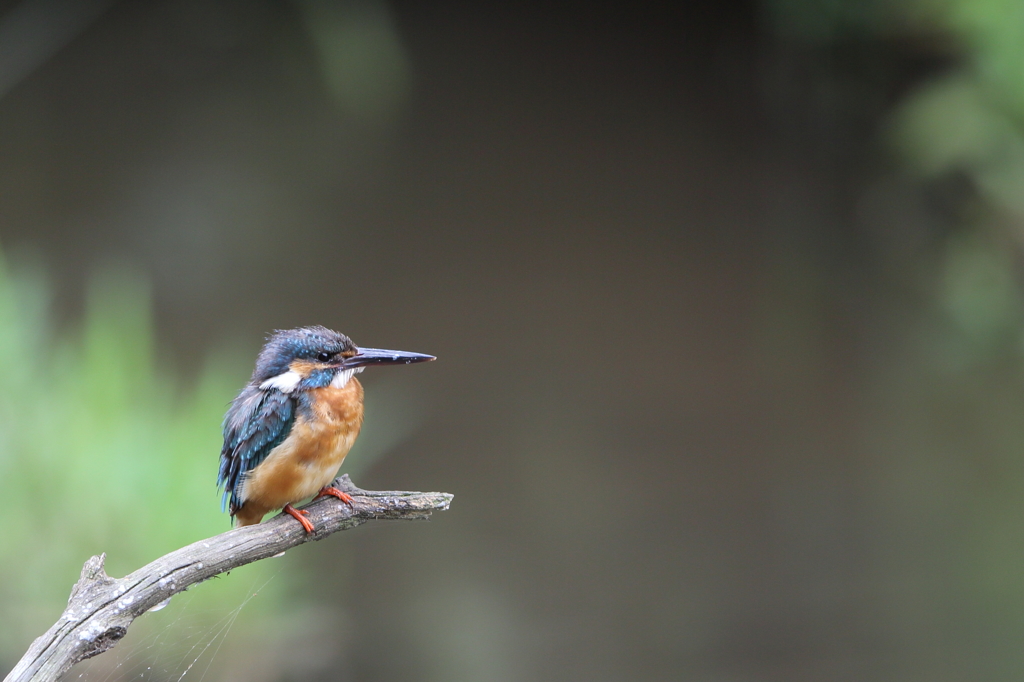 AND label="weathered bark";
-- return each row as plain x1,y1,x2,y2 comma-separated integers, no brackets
4,475,452,682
